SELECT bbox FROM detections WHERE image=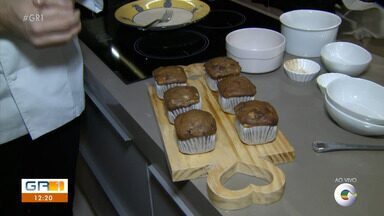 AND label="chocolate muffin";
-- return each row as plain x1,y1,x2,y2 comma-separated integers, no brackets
163,86,201,124
153,66,187,99
217,76,256,114
204,56,241,91
234,100,278,145
174,110,217,154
